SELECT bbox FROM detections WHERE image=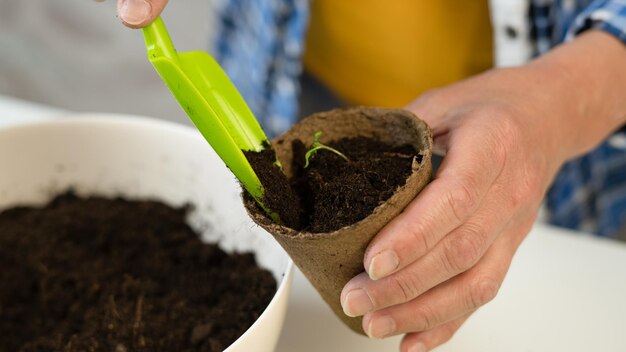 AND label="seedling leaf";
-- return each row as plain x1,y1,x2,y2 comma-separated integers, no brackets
304,131,350,168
